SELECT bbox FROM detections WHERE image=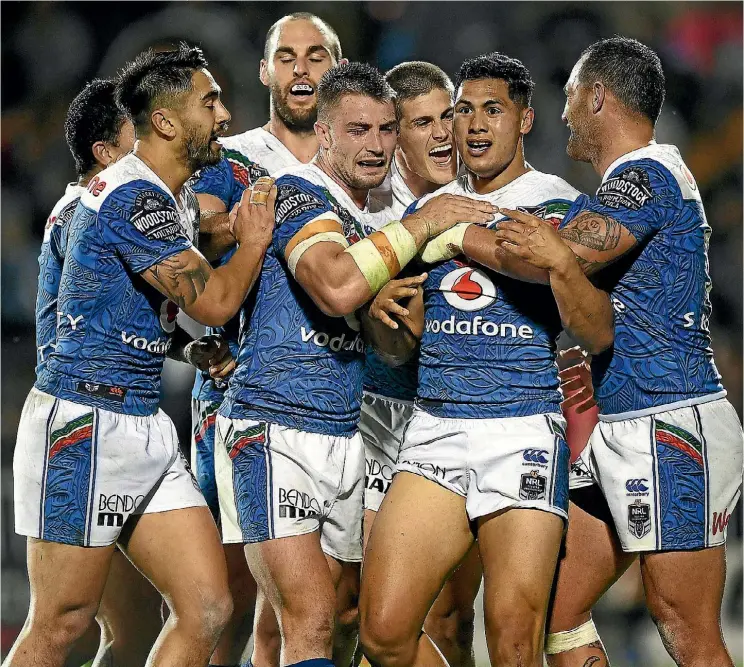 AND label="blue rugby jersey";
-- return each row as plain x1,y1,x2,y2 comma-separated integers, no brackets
559,143,725,417
219,162,395,436
189,128,298,403
36,154,198,415
36,183,86,374
413,170,580,419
